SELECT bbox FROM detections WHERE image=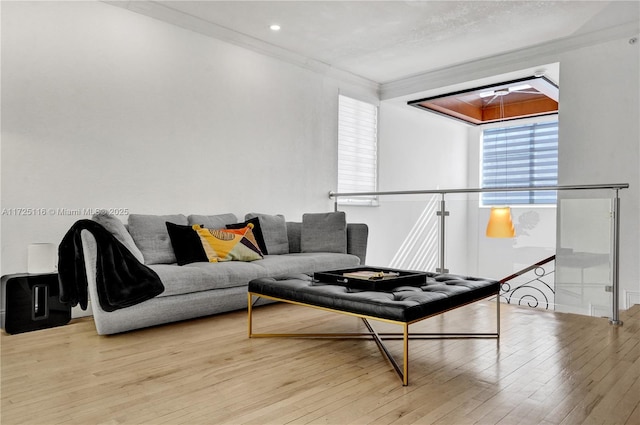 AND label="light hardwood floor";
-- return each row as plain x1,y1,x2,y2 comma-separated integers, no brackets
2,300,639,425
